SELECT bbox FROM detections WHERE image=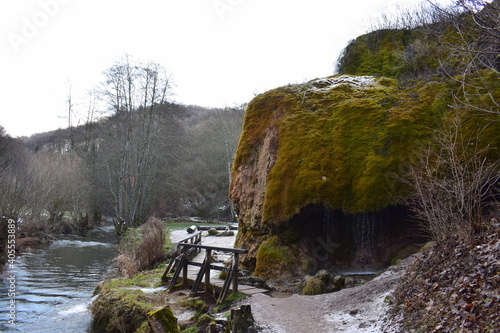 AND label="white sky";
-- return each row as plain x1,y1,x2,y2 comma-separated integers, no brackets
0,0,453,137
